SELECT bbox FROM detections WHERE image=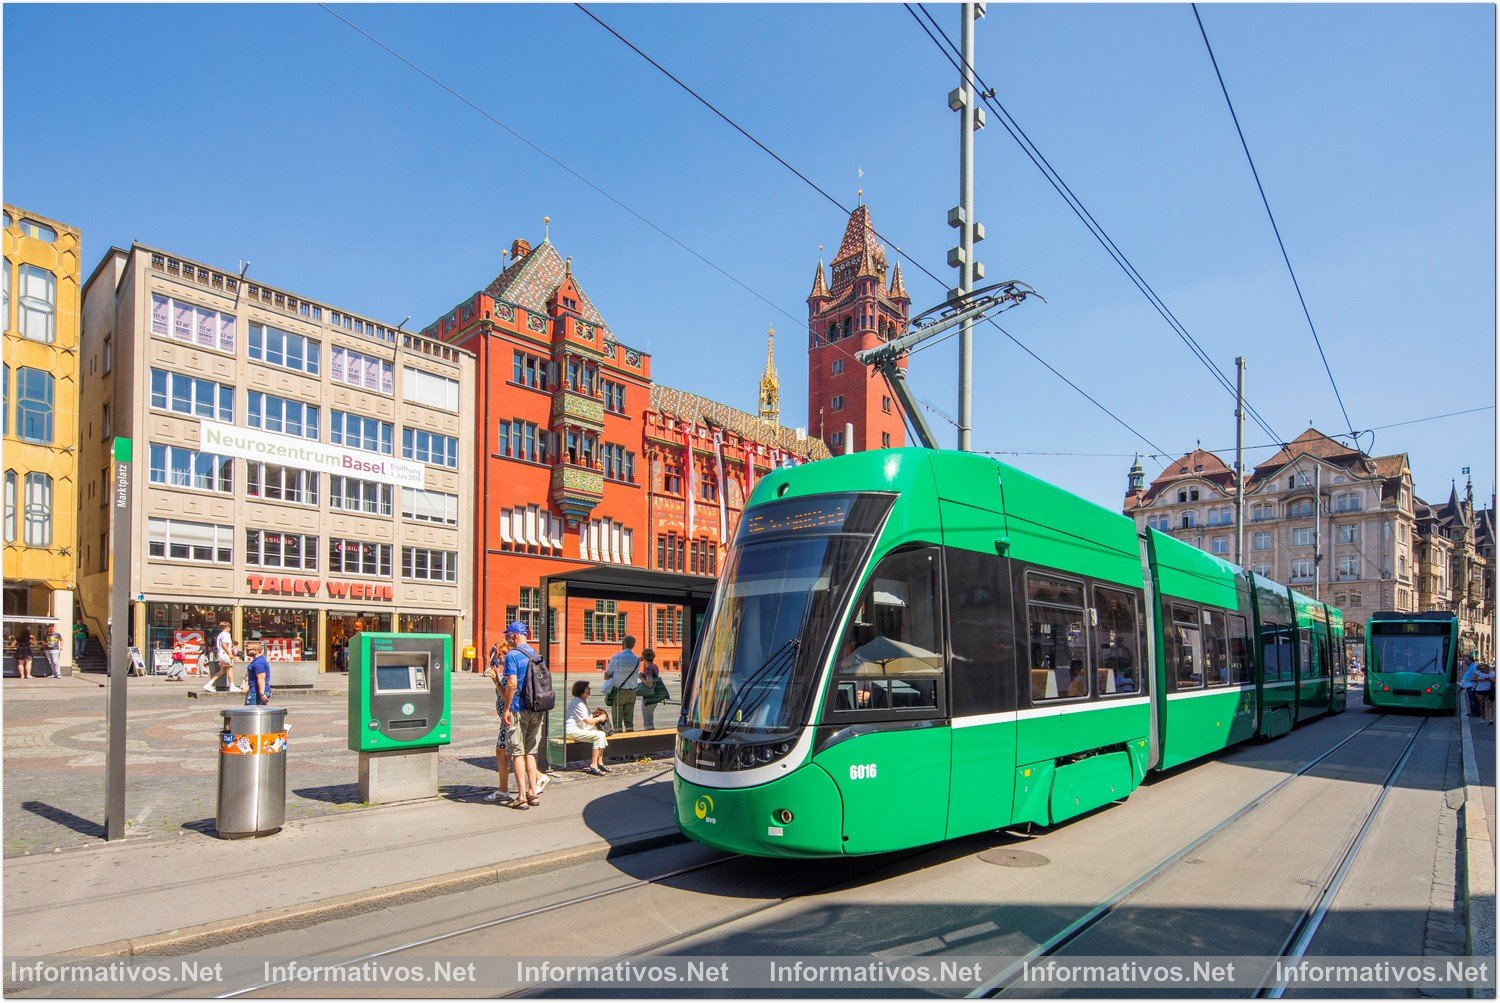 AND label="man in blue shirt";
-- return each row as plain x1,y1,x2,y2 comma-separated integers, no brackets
244,641,272,705
1460,655,1481,717
499,622,548,808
